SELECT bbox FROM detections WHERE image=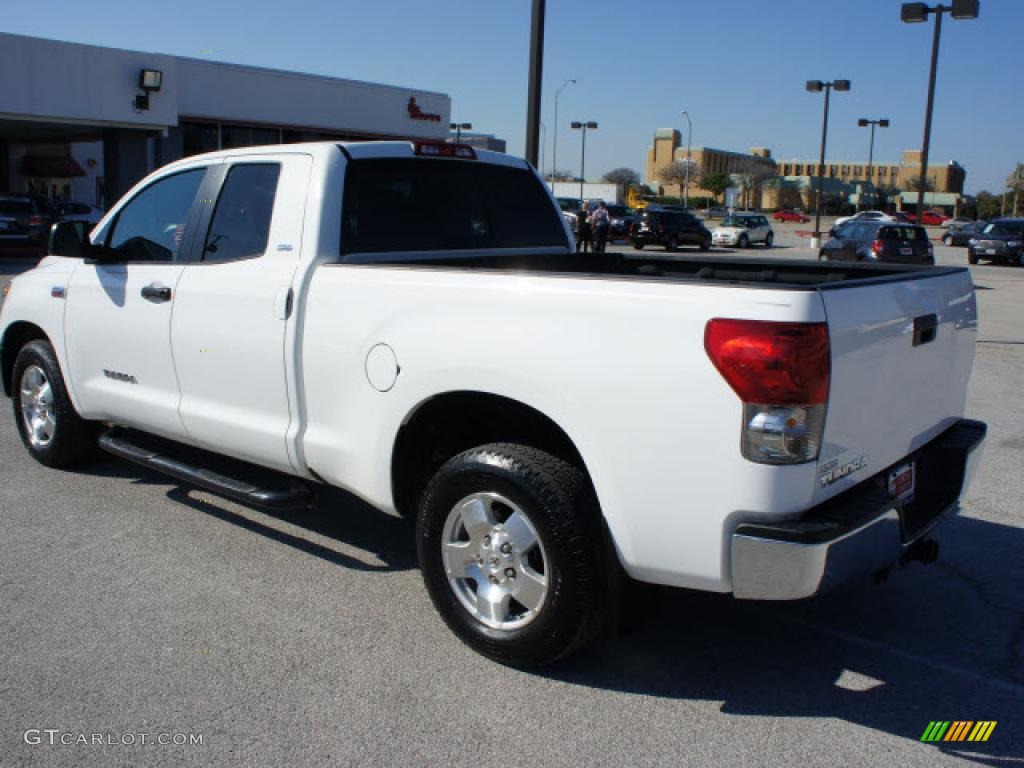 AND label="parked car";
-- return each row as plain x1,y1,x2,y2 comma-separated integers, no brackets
0,195,57,254
943,216,974,230
820,221,934,264
772,209,810,223
630,208,711,251
555,197,582,213
966,218,1024,265
605,204,635,240
712,213,774,247
1,141,986,667
833,210,896,229
905,210,950,227
57,201,104,226
704,206,728,219
942,220,986,247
